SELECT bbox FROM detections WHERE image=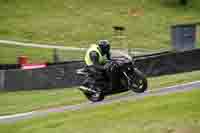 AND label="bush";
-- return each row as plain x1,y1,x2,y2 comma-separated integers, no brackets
180,0,188,5
162,0,188,6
